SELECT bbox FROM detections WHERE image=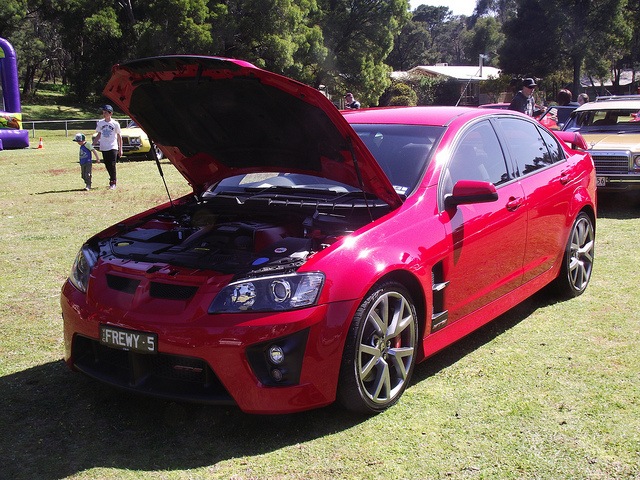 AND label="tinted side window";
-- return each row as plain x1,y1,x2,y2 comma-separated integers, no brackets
538,127,564,164
441,120,510,195
497,118,553,175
